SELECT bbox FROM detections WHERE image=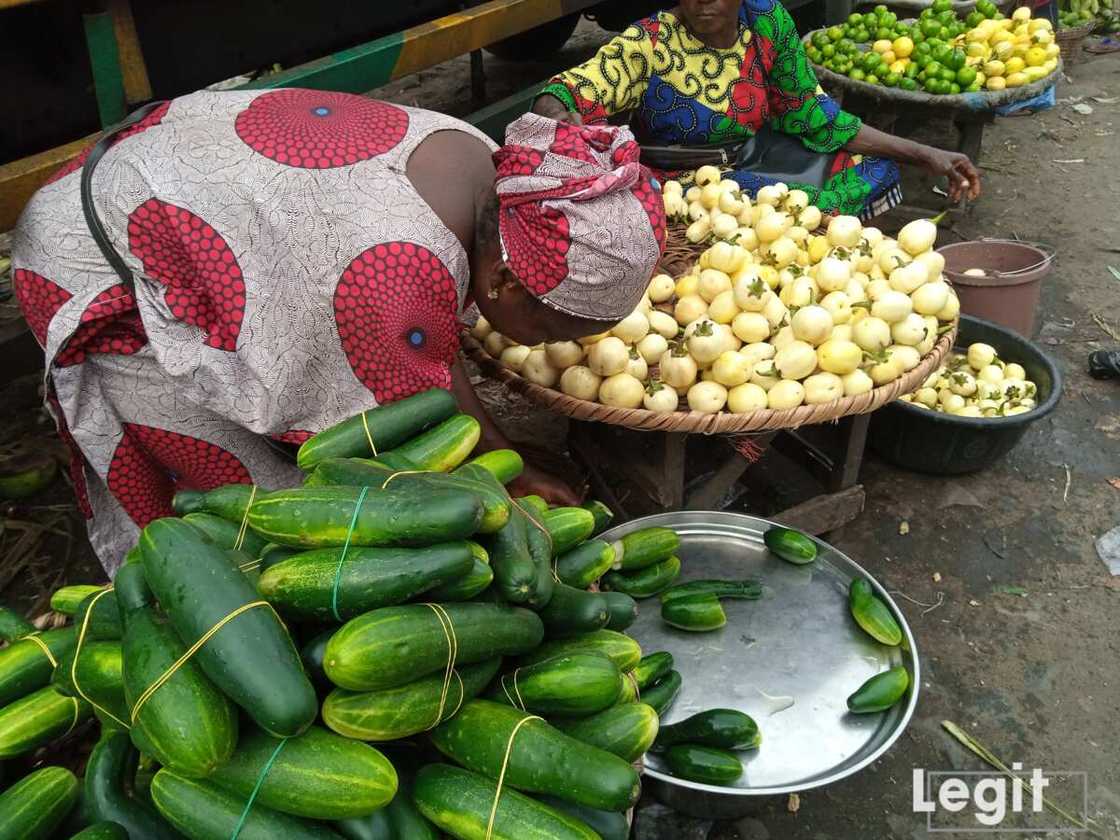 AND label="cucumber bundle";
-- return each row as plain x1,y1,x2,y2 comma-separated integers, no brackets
8,390,696,838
